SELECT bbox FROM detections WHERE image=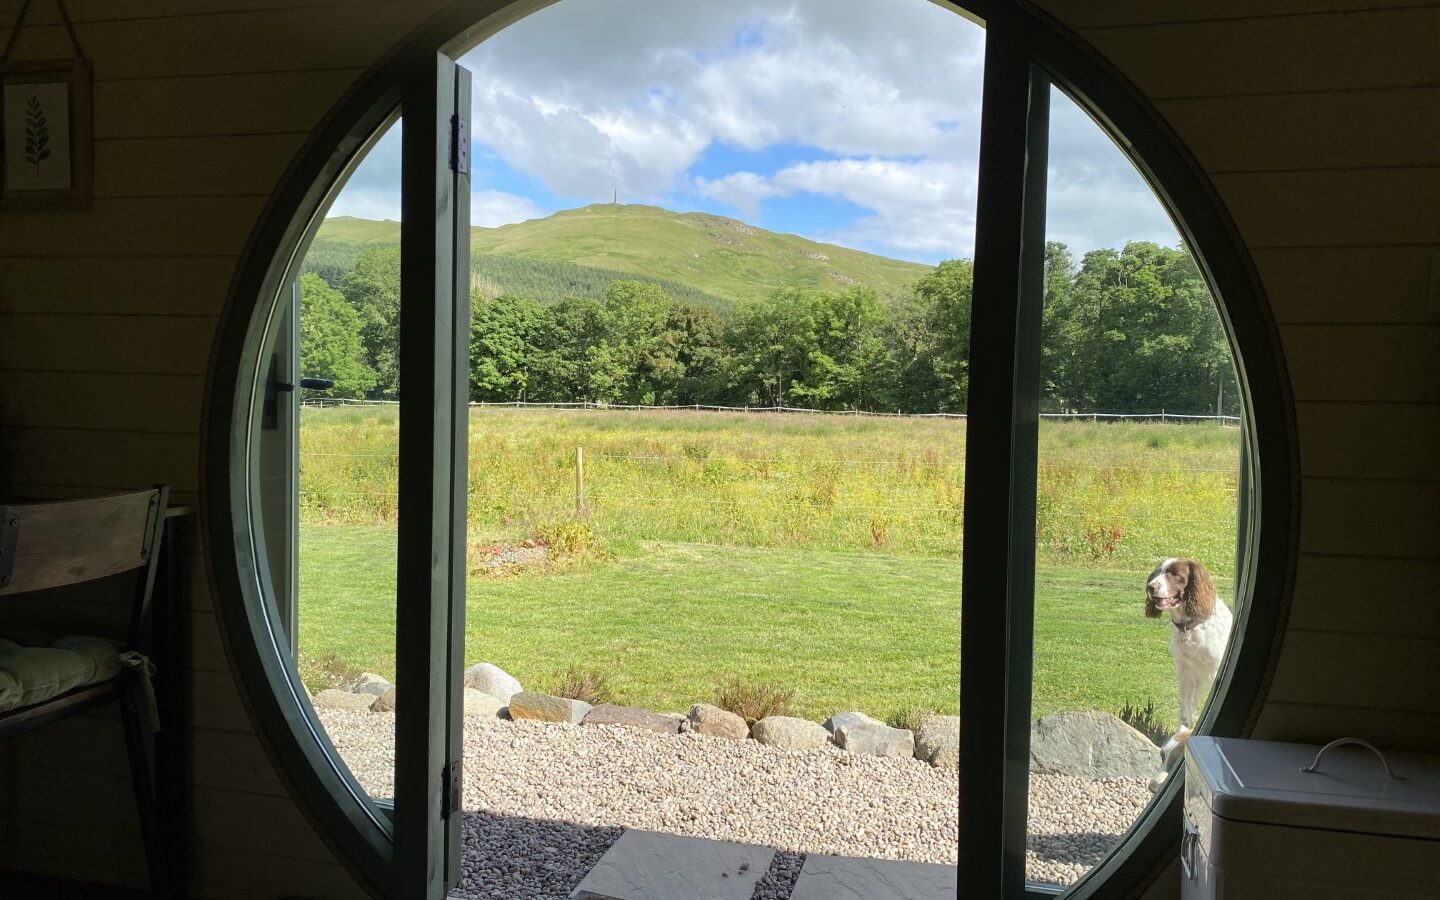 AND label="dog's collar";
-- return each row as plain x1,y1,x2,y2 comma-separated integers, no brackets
1172,617,1198,633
